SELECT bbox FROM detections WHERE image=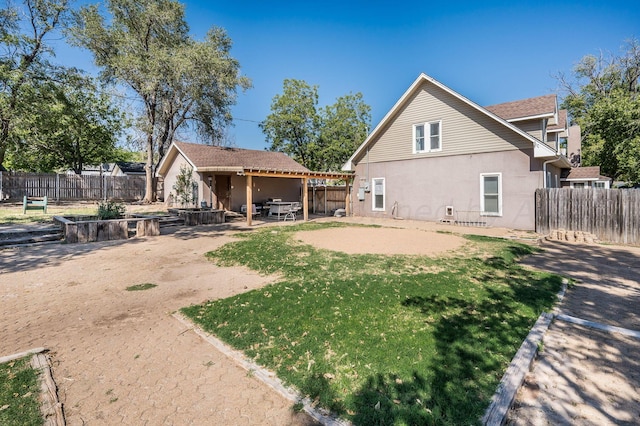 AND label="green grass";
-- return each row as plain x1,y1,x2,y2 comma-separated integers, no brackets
0,357,42,426
182,223,562,425
126,283,157,291
0,203,169,225
0,206,98,225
